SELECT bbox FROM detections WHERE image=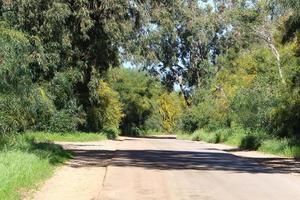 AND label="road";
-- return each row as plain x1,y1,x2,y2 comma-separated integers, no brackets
32,137,300,200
